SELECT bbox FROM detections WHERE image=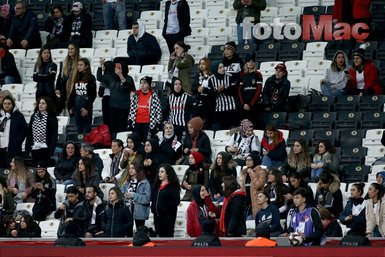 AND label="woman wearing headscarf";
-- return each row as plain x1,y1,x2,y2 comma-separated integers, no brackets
142,138,159,185
187,185,218,237
157,122,182,165
182,117,212,164
346,48,382,95
225,119,261,166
